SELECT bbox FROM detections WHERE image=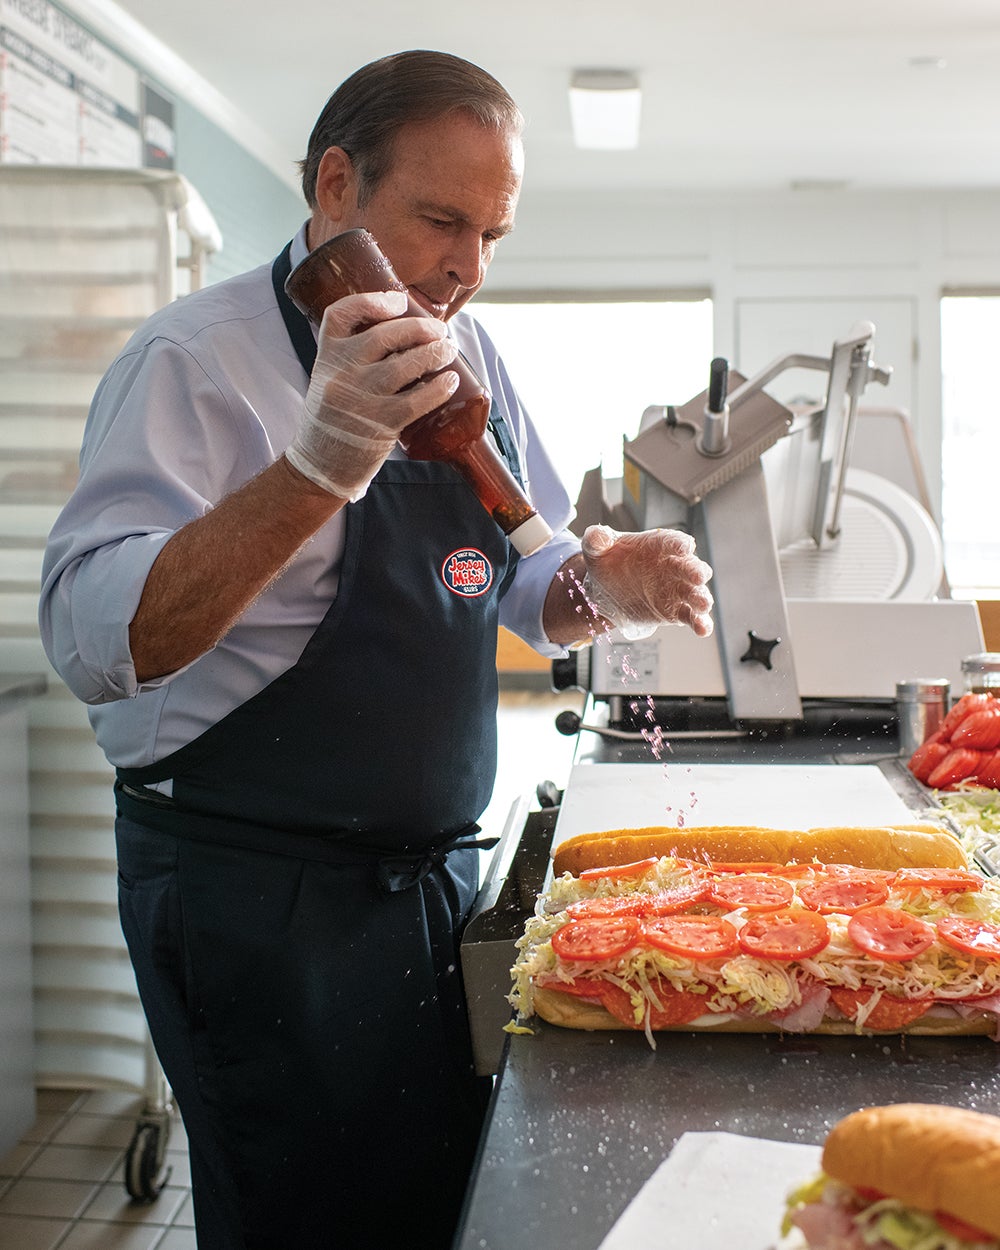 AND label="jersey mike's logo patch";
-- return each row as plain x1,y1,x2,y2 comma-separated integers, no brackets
442,548,493,597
